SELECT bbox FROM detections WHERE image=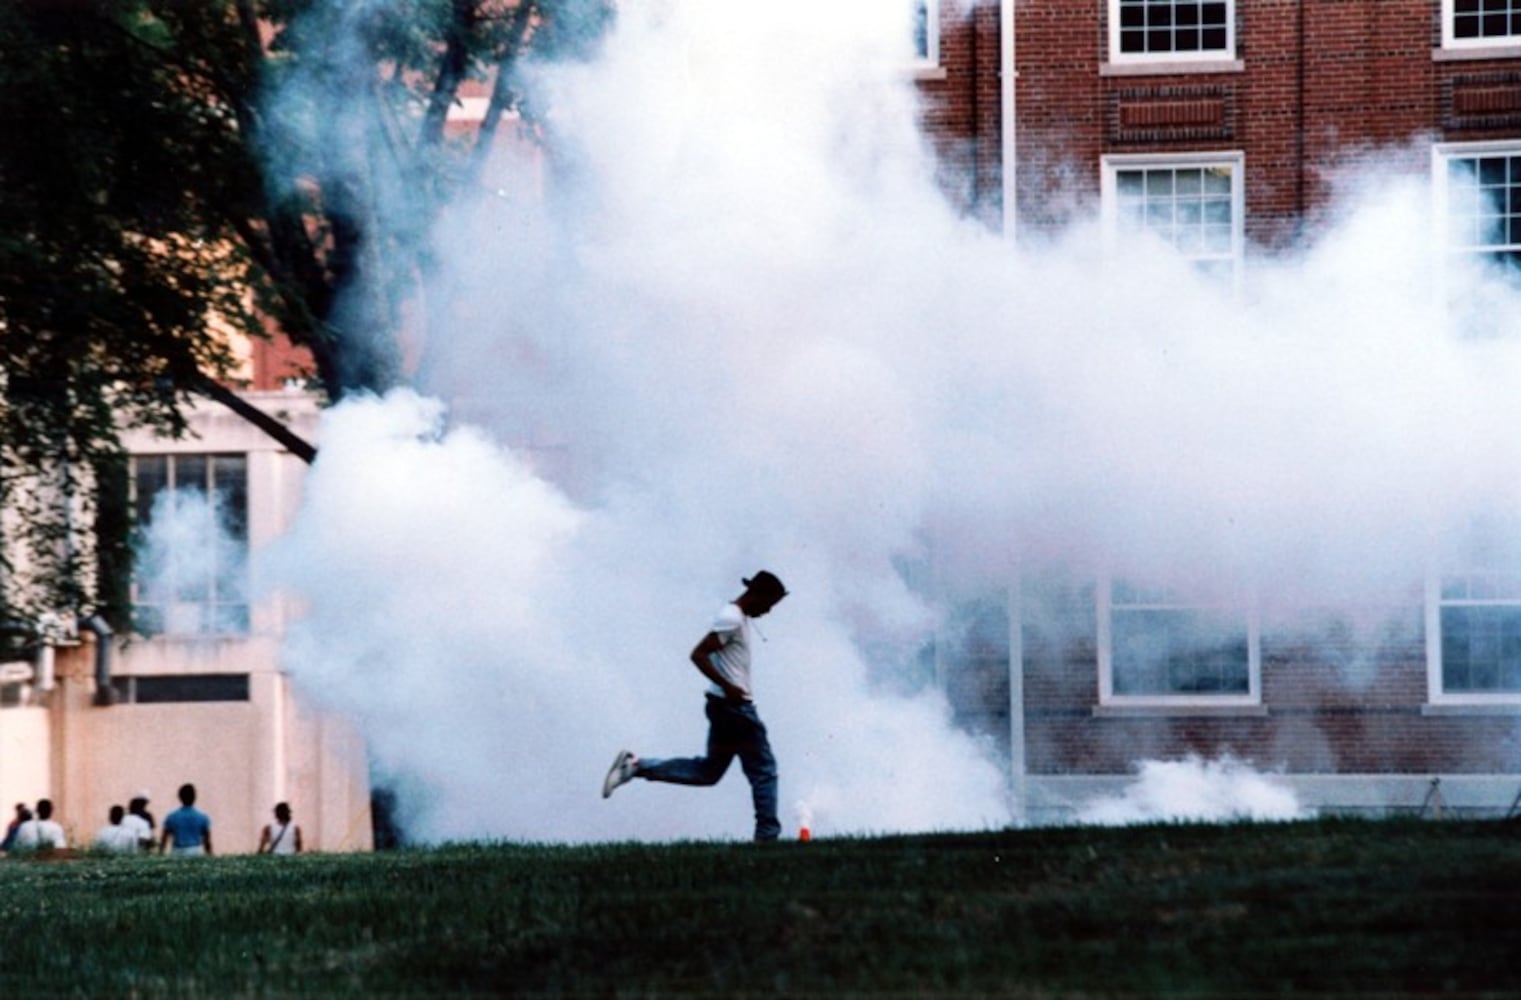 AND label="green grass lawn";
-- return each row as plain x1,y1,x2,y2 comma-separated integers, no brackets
2,818,1519,996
